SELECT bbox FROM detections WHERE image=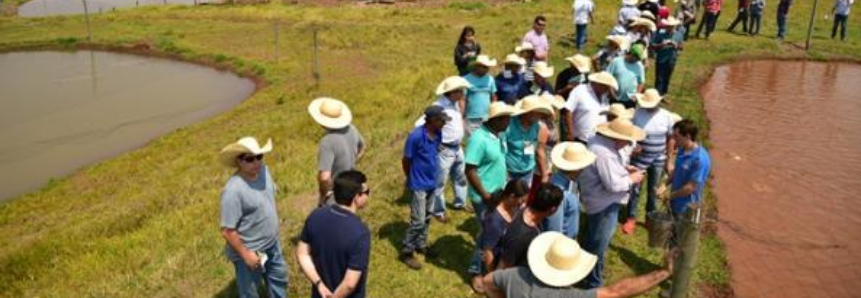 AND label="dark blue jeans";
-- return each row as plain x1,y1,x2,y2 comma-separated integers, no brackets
654,60,676,95
832,14,848,40
777,14,788,39
232,241,289,298
748,13,762,35
696,11,721,38
579,203,622,289
576,23,589,50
